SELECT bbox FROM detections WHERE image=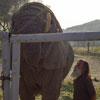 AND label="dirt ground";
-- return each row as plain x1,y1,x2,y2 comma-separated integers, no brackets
66,55,100,86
